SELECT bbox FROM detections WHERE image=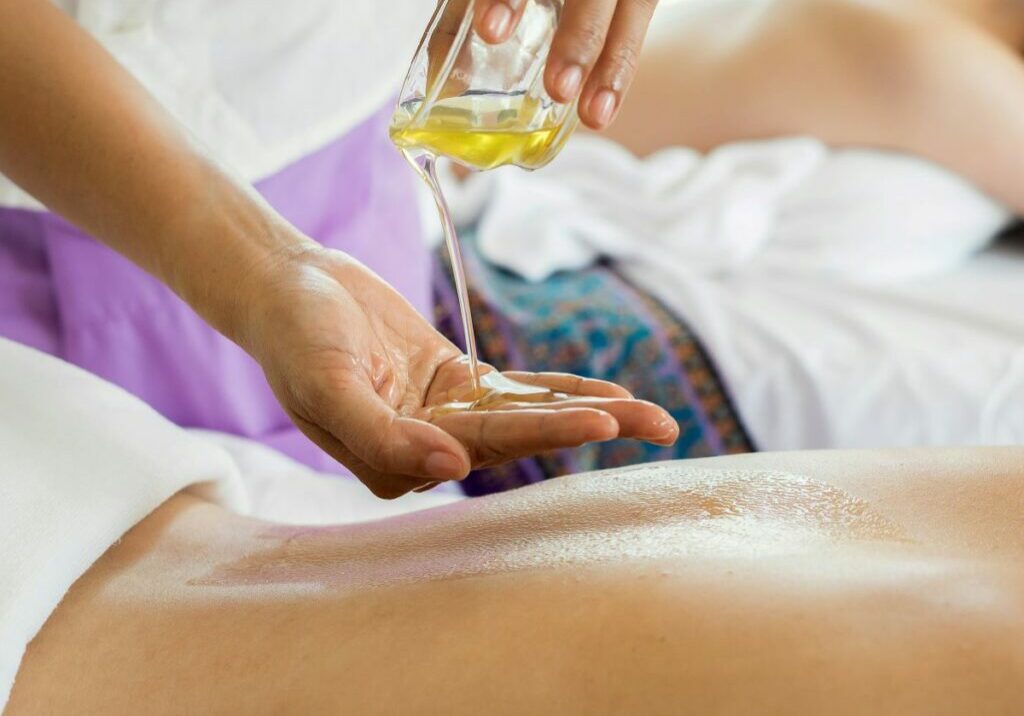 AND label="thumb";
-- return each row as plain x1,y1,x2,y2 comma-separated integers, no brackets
307,374,471,481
